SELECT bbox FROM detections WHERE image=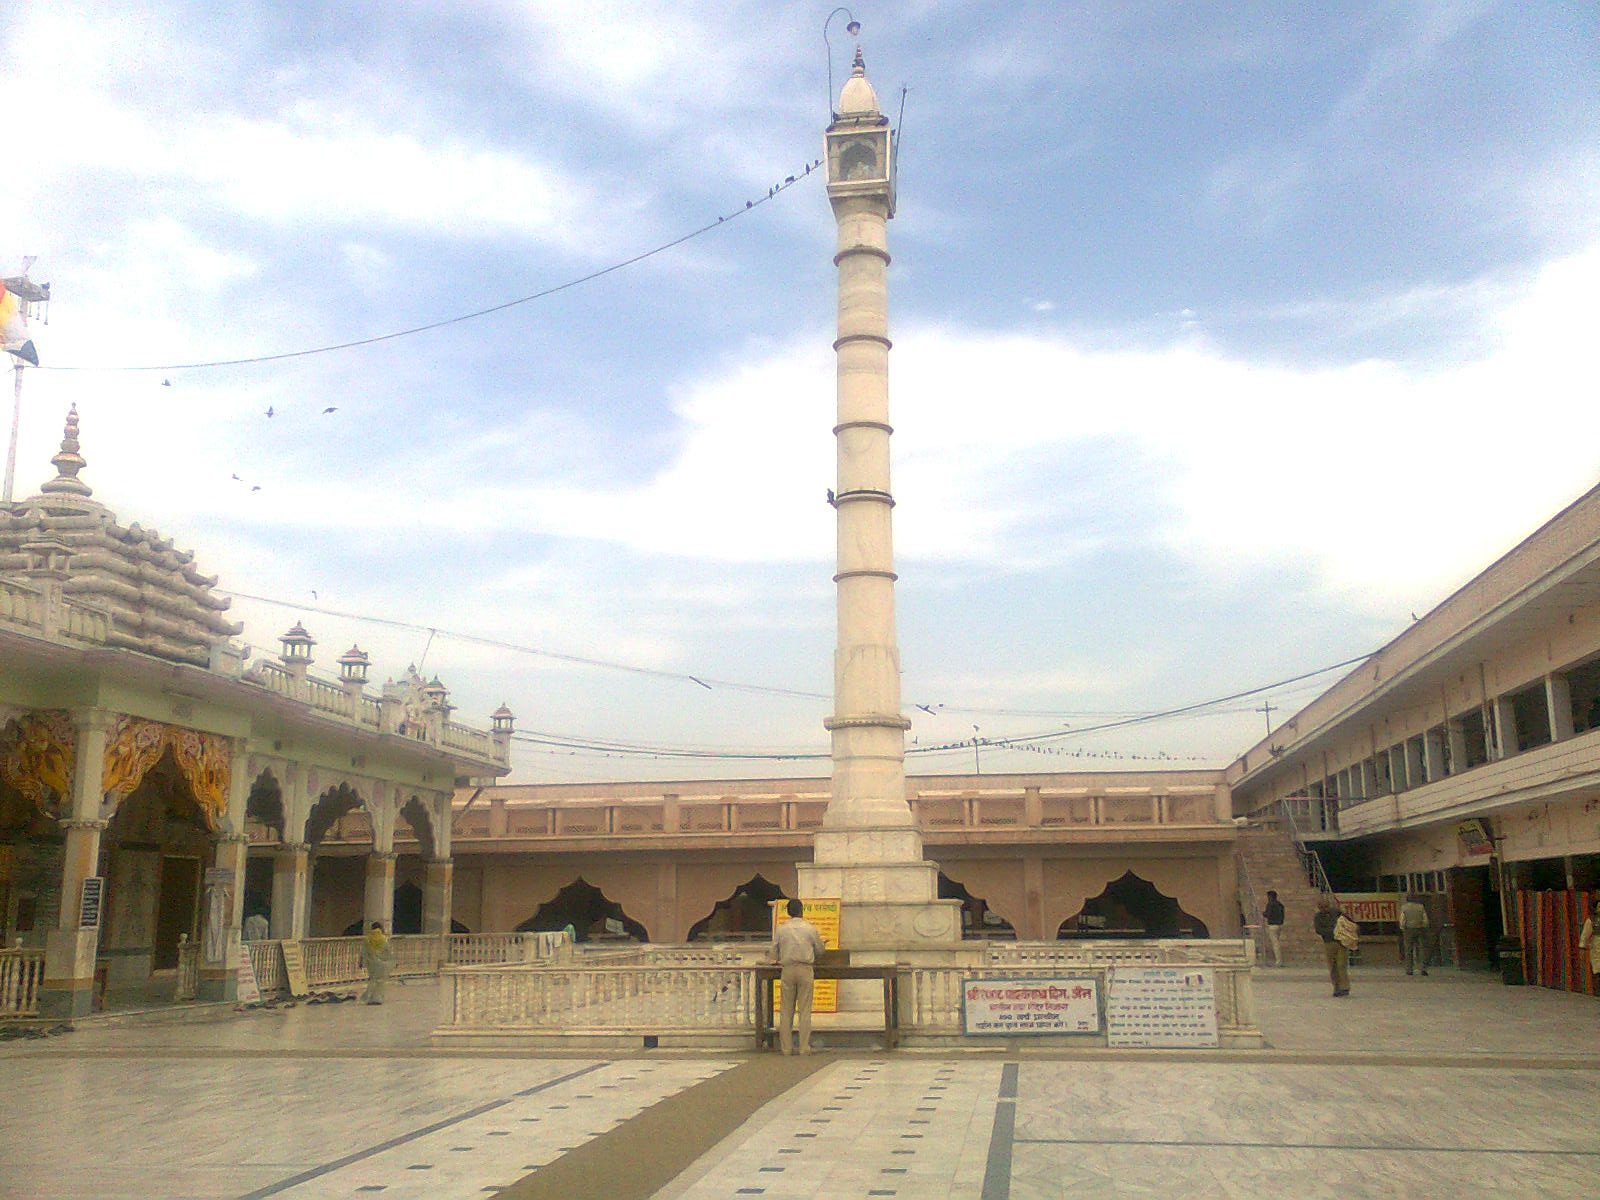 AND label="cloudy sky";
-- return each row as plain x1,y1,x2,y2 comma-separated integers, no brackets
4,2,1597,782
